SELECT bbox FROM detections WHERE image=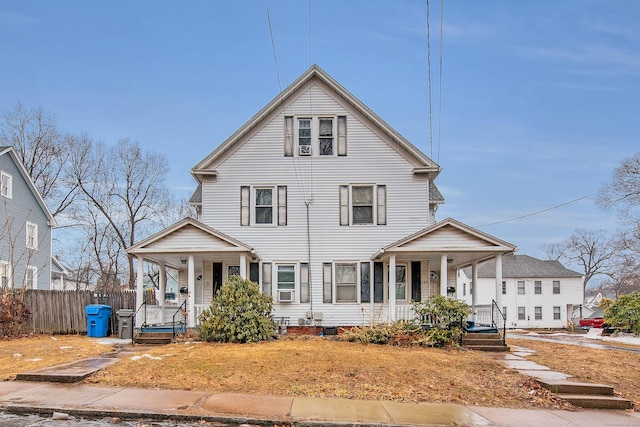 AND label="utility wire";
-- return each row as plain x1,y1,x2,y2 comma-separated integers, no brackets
275,0,288,85
476,193,595,227
437,0,443,167
426,0,433,160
